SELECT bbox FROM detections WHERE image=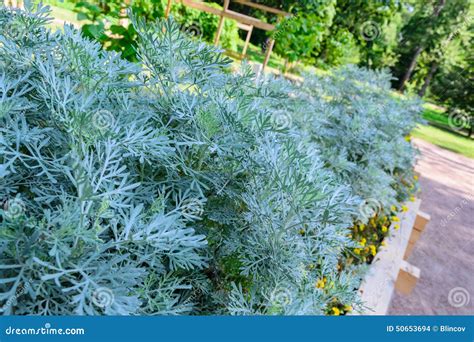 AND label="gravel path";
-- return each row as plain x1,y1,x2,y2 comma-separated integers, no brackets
389,138,474,315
